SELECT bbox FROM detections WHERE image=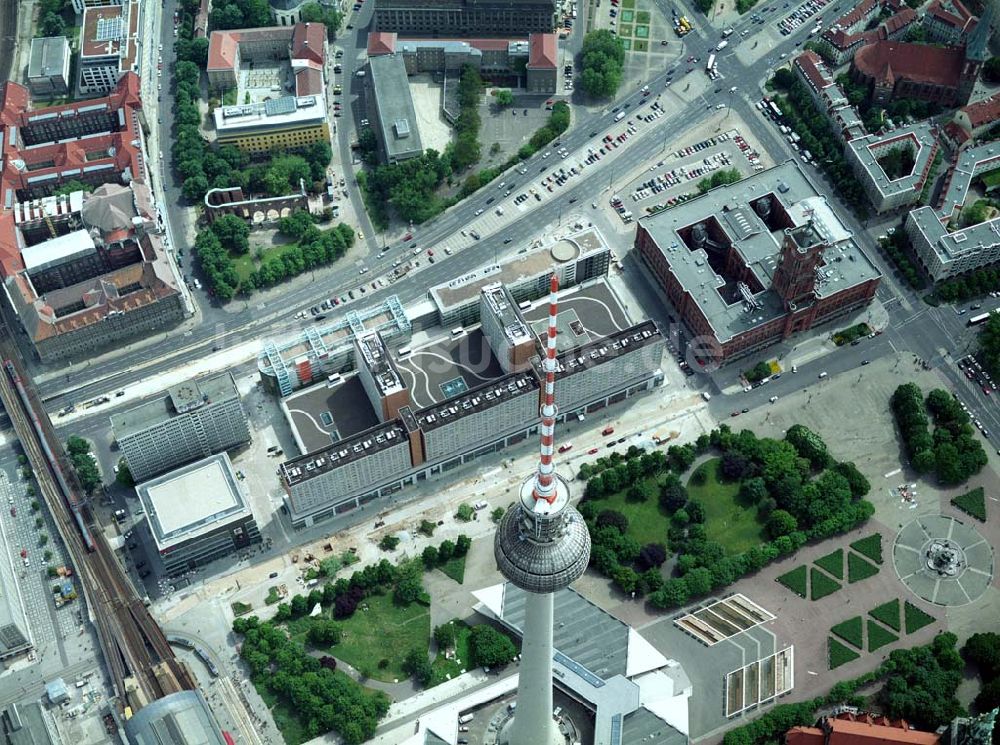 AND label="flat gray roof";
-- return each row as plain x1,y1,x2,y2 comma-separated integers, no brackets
623,707,687,745
28,37,69,79
369,54,422,162
638,160,881,345
0,550,30,659
2,703,55,745
110,372,239,440
397,329,507,410
136,453,251,551
283,374,380,454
